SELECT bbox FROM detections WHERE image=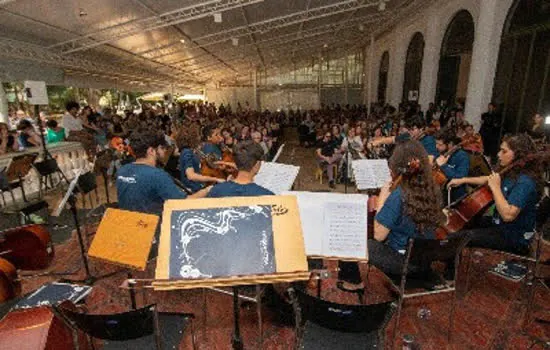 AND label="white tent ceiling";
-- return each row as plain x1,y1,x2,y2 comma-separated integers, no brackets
0,0,430,91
